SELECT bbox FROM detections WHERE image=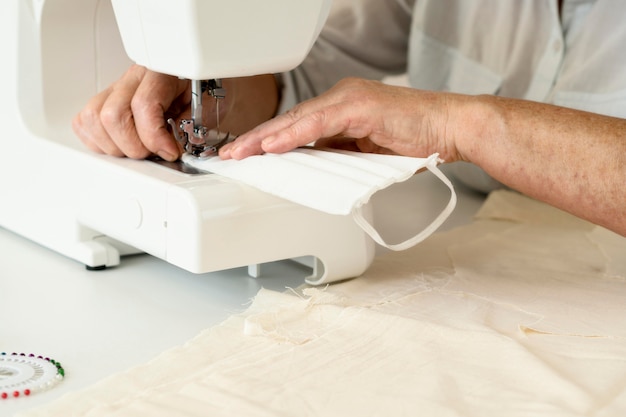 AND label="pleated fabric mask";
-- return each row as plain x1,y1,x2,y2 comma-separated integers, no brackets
183,148,456,251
